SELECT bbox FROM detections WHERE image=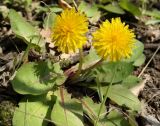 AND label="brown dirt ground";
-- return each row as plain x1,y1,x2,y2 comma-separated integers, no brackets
134,23,160,125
